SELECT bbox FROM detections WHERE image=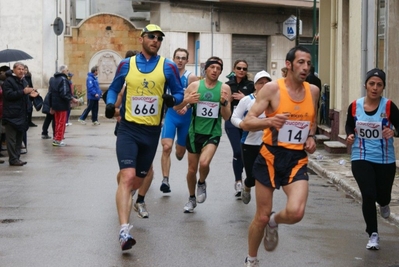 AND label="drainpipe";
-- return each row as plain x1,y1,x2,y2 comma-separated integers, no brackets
211,6,214,56
361,0,368,96
312,0,317,69
55,0,59,72
195,40,200,77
